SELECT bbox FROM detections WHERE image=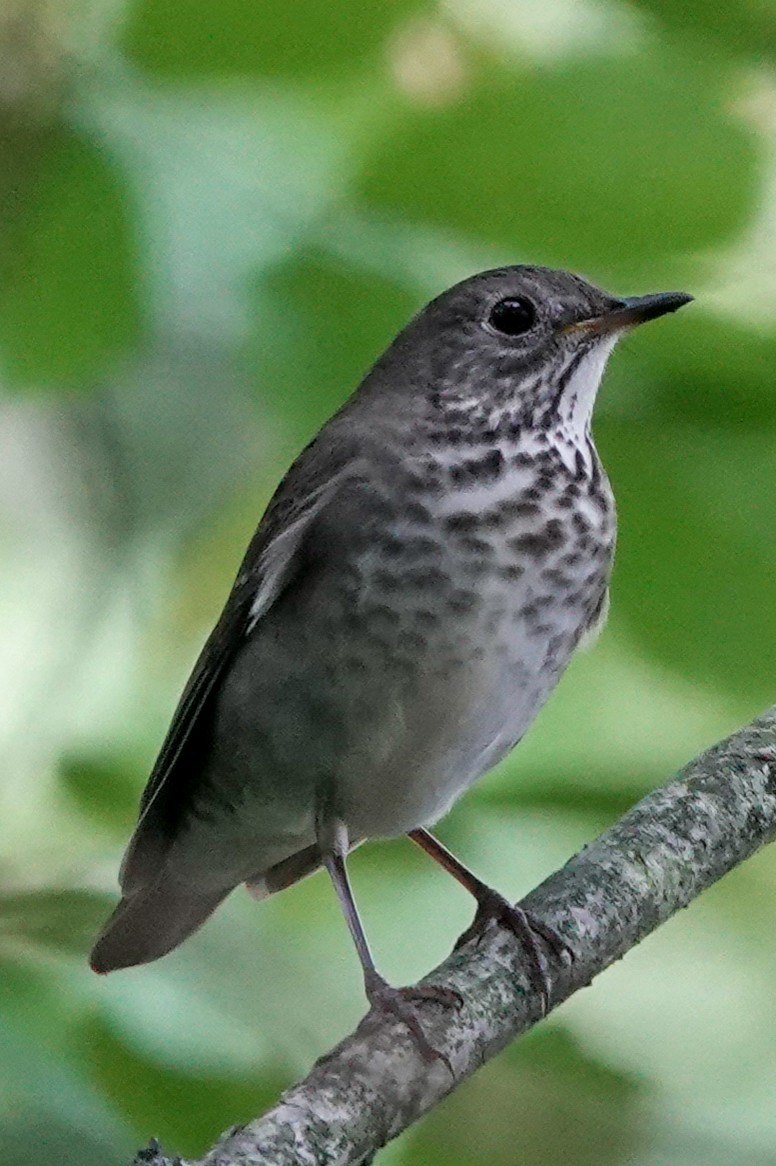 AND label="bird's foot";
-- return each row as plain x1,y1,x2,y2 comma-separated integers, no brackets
364,969,461,1074
454,888,573,1014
